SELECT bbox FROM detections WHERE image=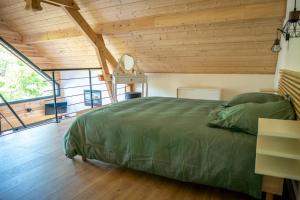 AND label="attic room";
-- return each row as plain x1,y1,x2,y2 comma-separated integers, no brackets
0,0,300,199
